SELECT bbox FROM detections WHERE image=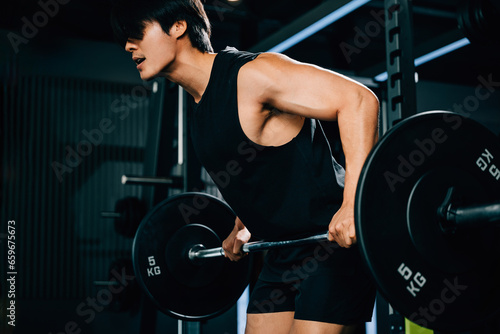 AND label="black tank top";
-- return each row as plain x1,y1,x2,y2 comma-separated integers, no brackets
189,47,345,241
